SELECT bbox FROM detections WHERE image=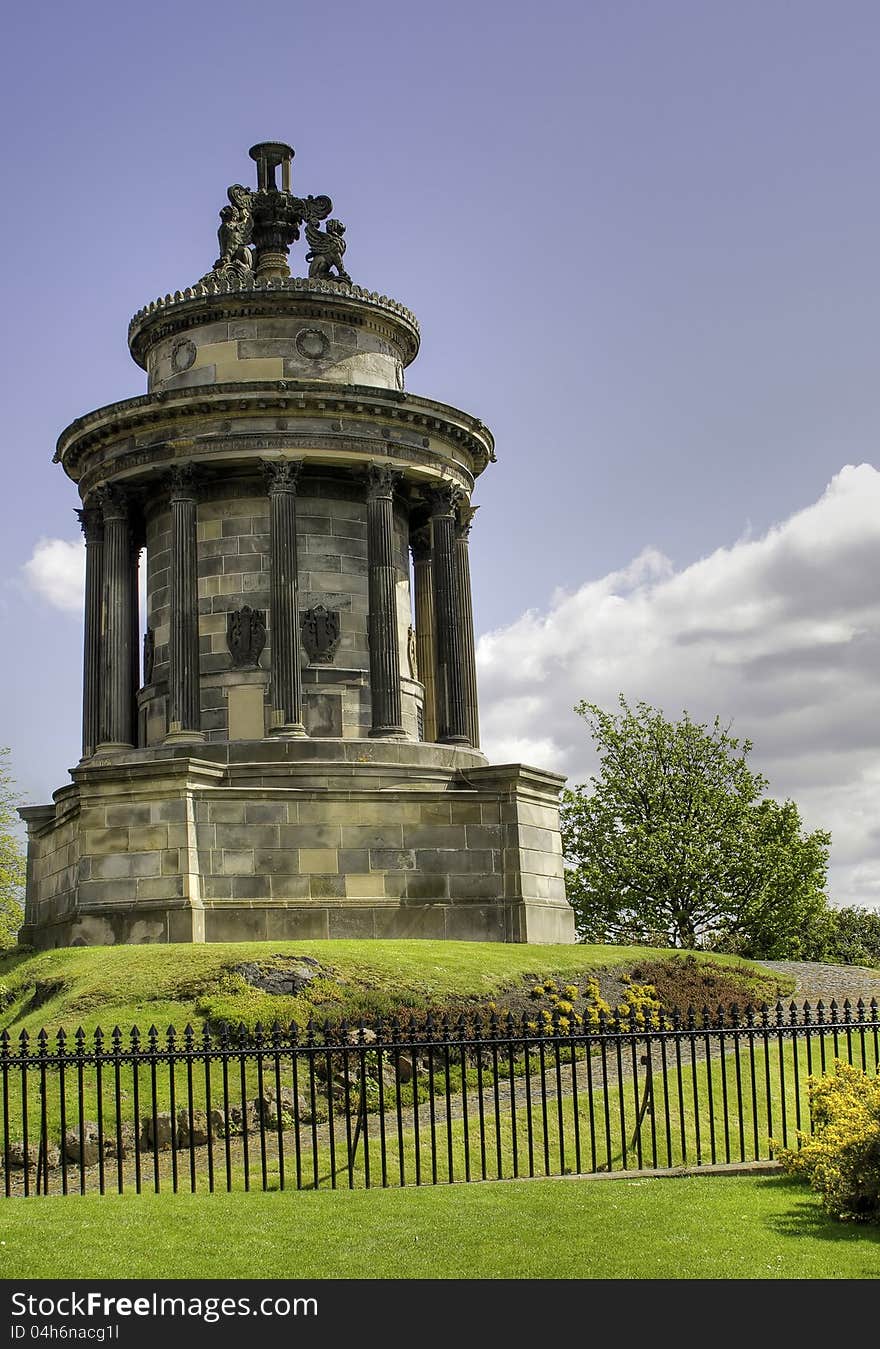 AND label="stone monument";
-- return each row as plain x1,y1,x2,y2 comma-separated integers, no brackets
19,142,576,948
